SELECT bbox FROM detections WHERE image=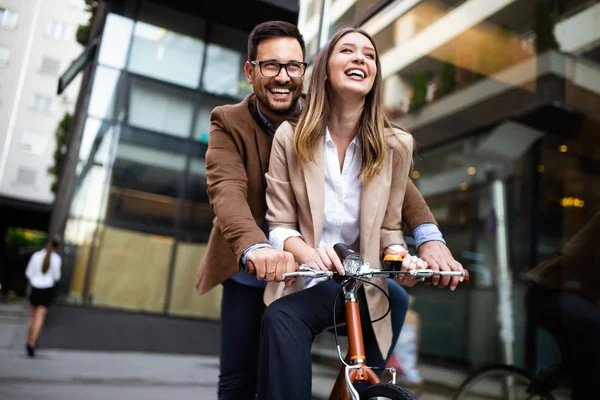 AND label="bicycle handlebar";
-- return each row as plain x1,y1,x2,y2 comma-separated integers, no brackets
282,266,469,282
245,242,469,284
